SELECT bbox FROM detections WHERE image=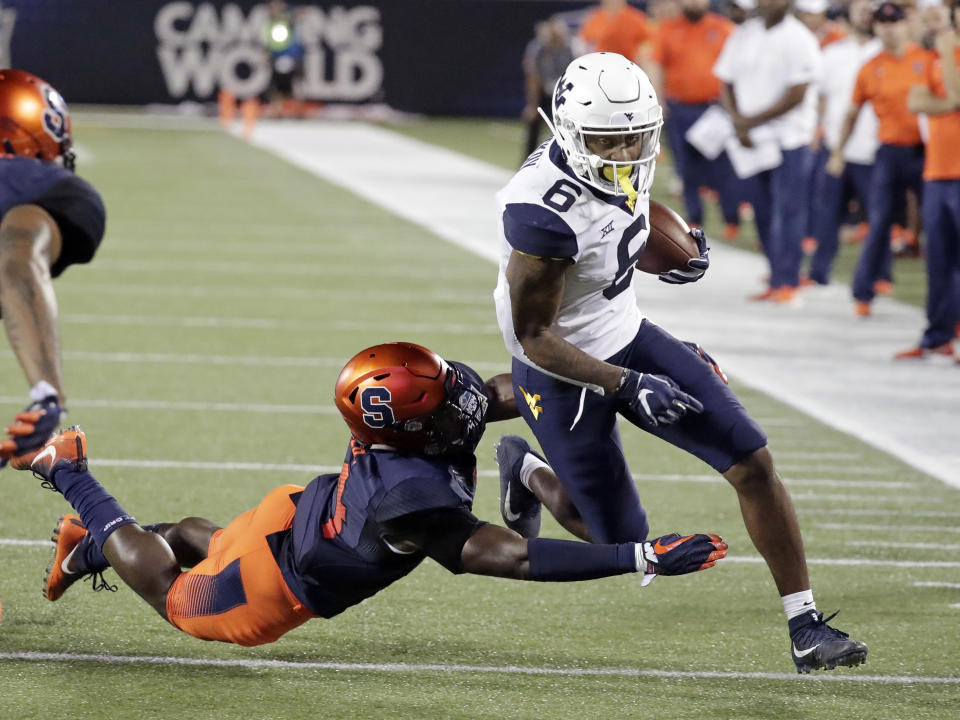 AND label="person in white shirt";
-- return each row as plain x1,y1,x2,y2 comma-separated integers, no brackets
714,0,822,302
494,51,866,674
805,0,882,285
